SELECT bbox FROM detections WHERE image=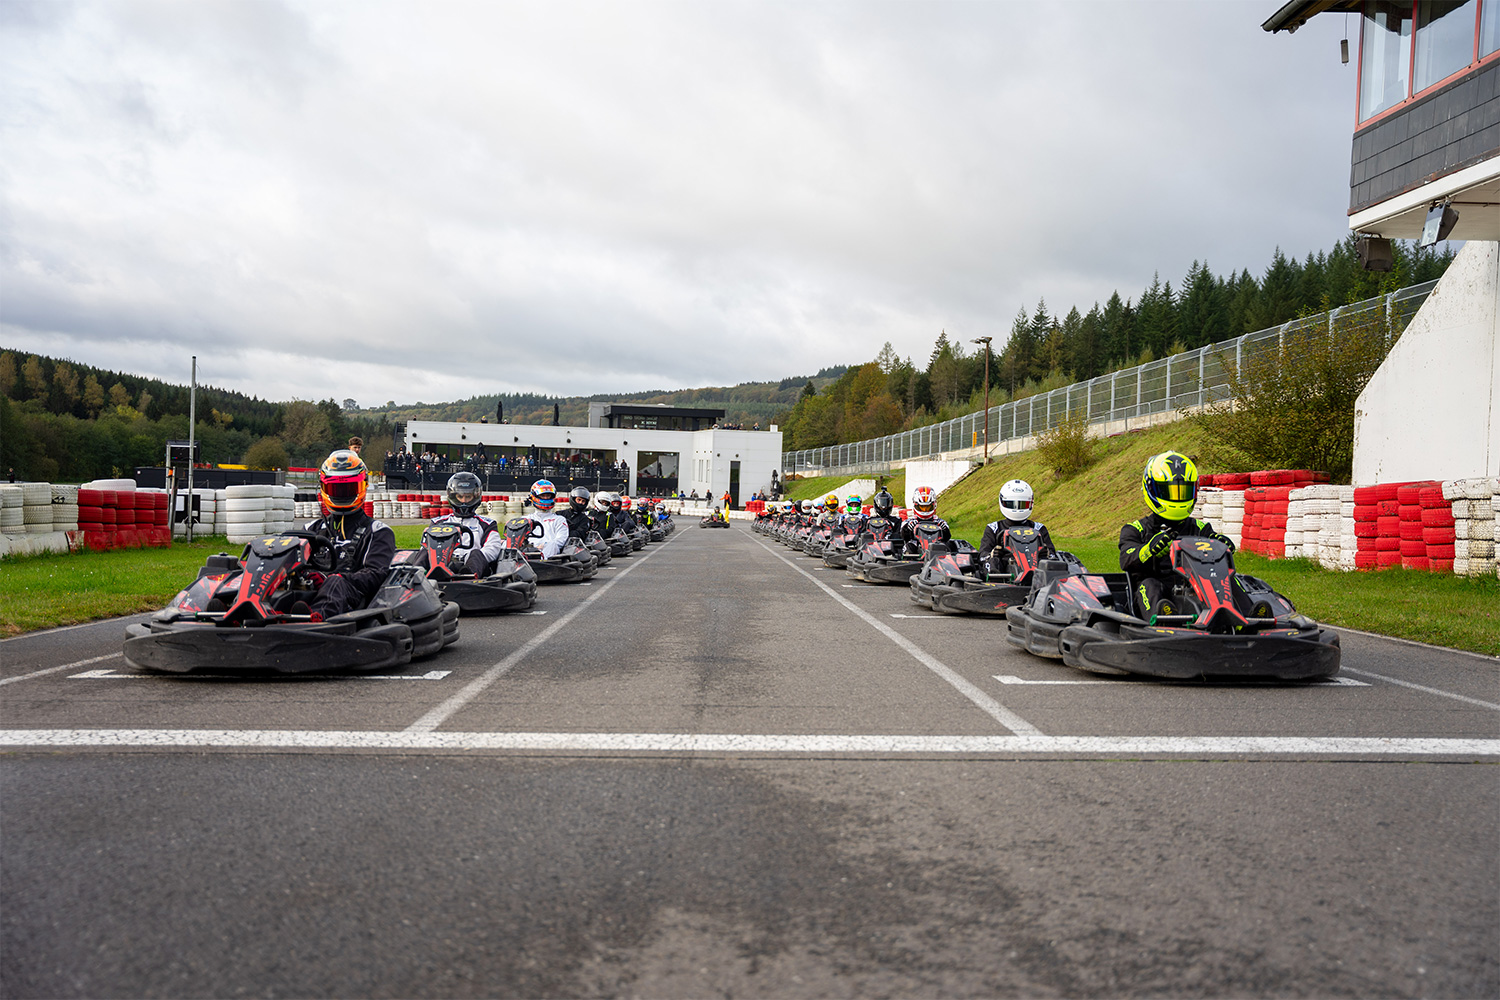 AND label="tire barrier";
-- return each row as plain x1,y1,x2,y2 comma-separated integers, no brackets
0,479,171,559
1444,477,1499,581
